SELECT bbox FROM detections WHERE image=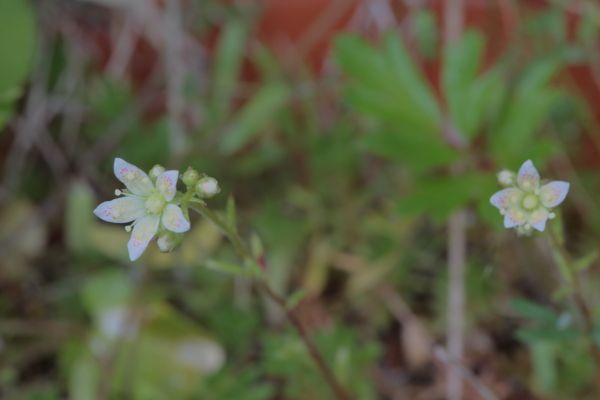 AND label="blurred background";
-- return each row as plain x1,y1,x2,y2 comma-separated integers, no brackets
2,0,600,399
